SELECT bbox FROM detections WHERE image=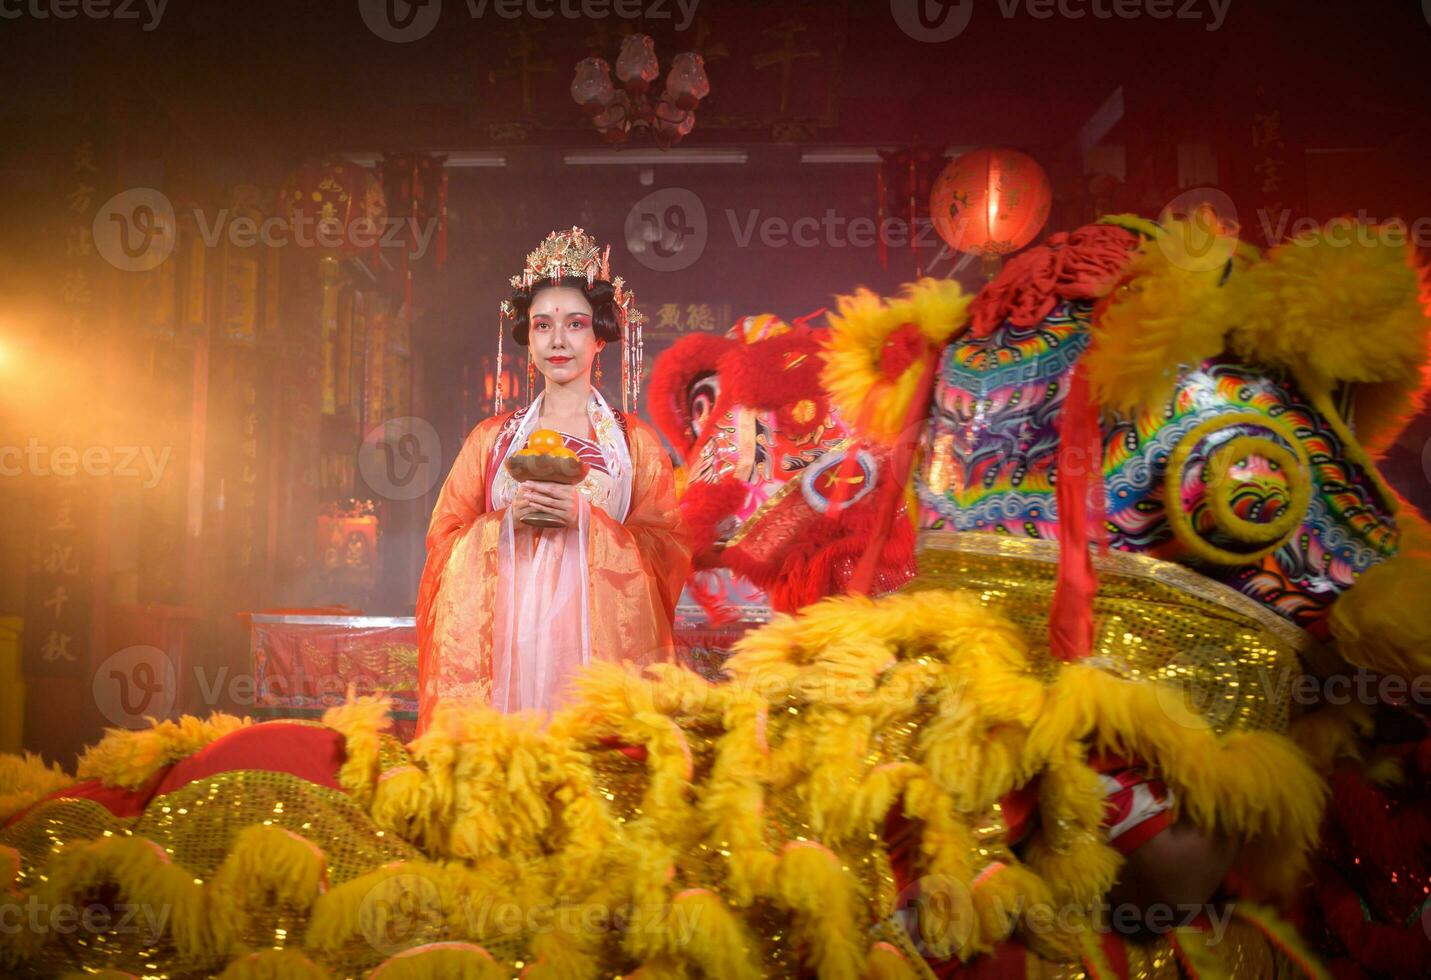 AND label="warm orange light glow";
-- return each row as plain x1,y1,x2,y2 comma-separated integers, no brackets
986,156,1002,226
